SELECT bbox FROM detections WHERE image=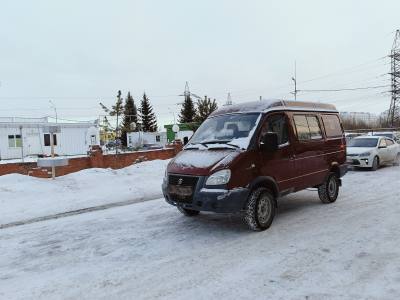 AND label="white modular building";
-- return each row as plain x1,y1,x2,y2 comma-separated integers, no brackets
0,117,100,160
127,131,168,148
